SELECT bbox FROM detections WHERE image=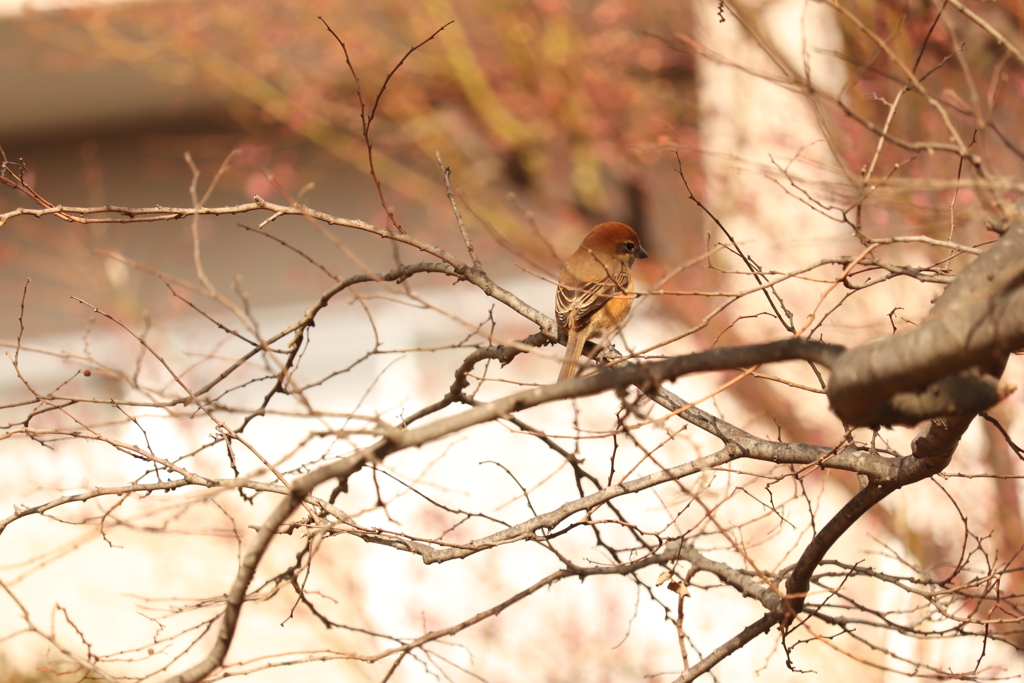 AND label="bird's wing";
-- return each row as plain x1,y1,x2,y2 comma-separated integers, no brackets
556,267,630,332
